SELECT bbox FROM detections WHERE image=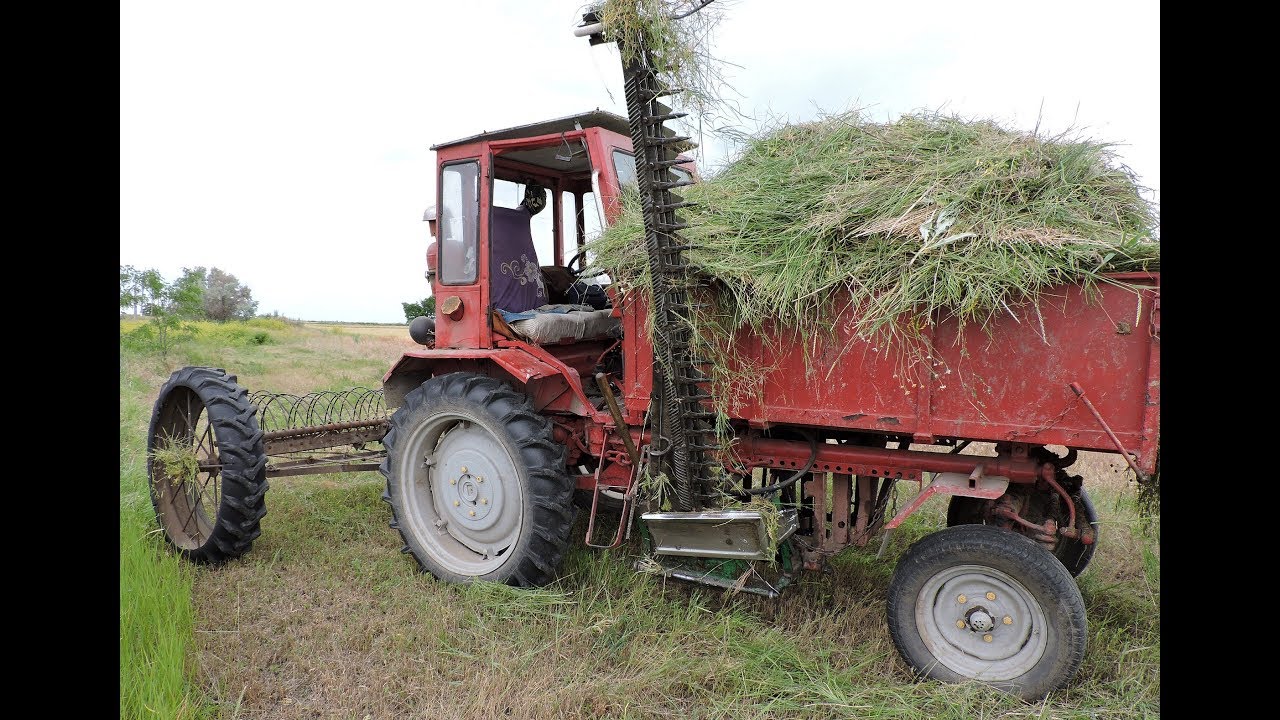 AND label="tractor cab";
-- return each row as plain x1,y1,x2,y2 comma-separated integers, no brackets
421,110,693,350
